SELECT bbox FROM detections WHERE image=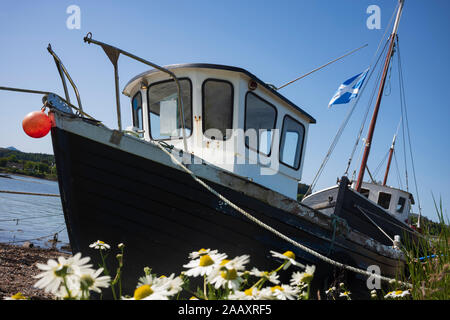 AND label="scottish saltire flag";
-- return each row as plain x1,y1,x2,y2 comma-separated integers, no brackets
328,68,369,108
